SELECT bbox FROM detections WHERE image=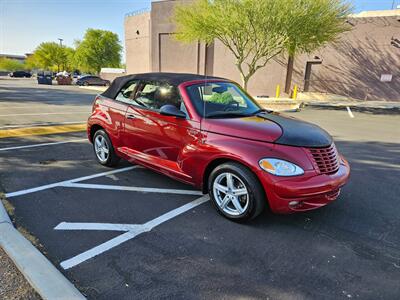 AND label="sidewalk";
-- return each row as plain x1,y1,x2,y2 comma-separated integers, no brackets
298,92,400,113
